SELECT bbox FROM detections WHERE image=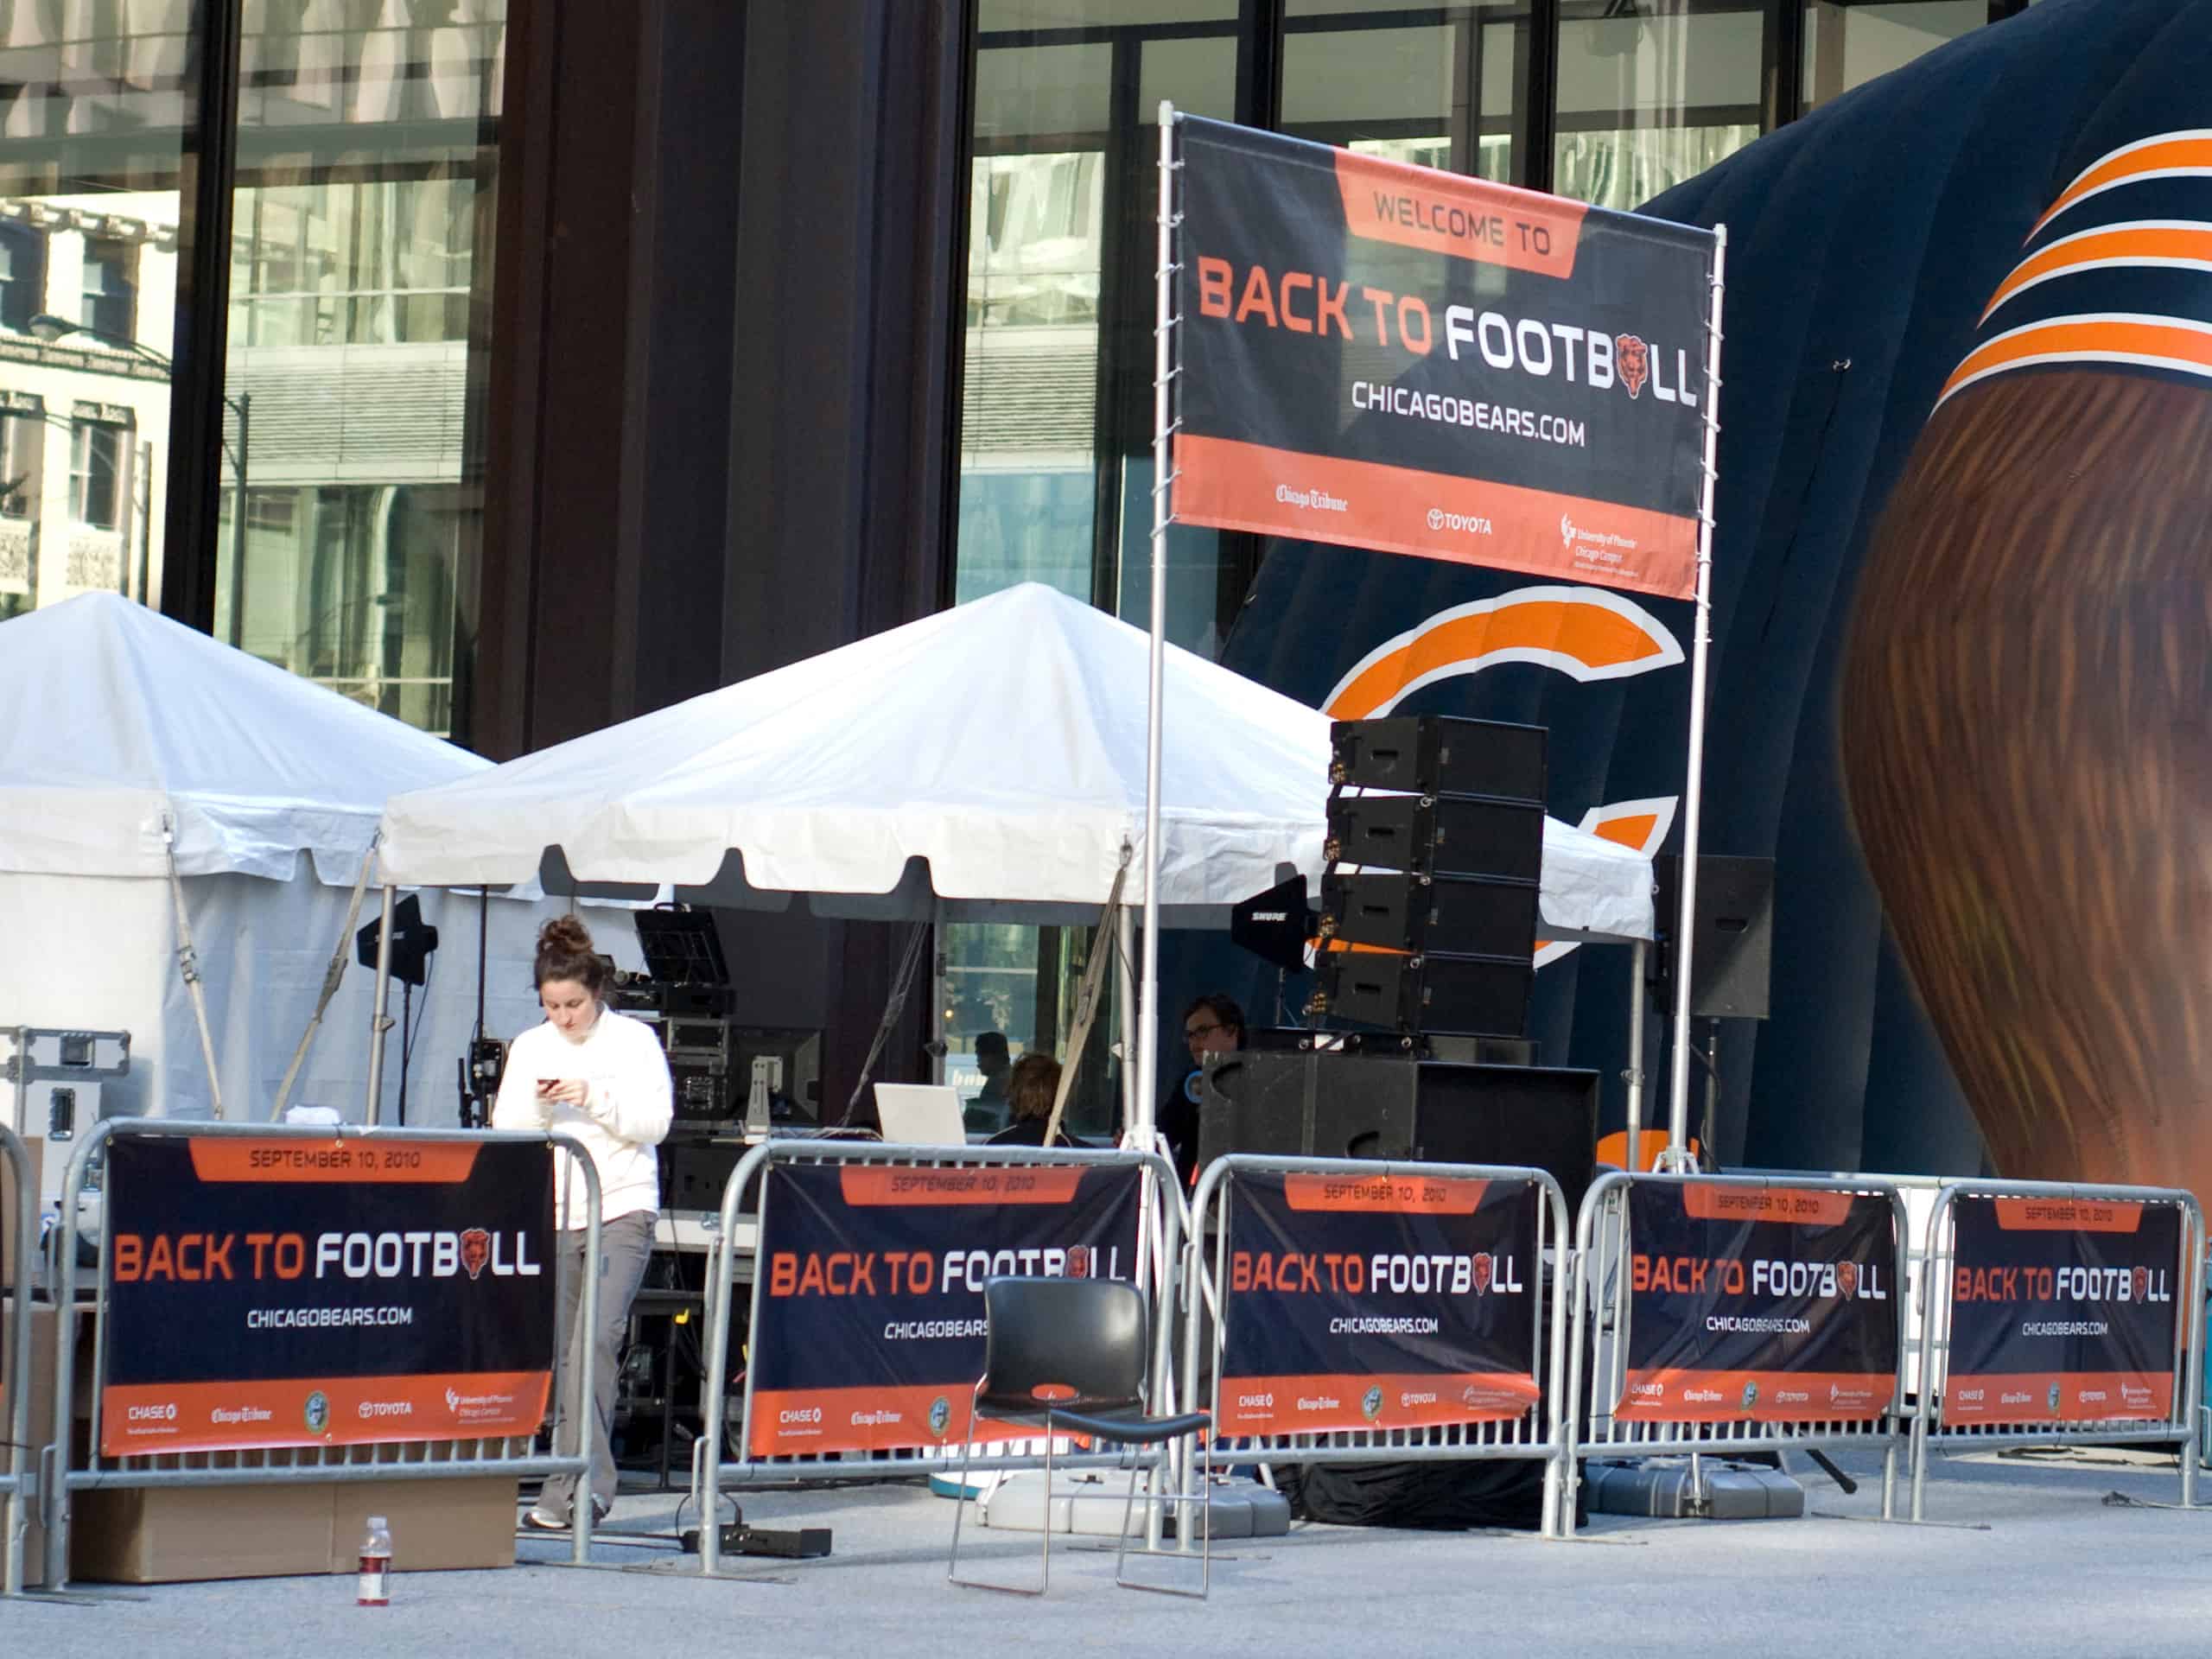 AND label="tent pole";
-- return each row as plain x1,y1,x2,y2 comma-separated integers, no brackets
1139,100,1178,1152
365,885,396,1126
1666,224,1728,1160
1625,935,1647,1169
1117,903,1137,1141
